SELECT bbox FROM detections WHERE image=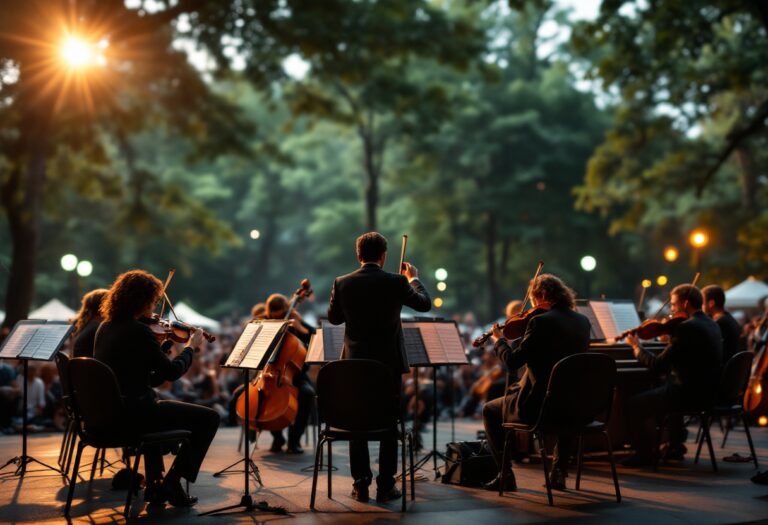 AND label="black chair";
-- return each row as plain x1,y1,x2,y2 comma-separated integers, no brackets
500,353,621,505
309,359,415,512
694,351,758,469
54,352,76,472
64,358,191,517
